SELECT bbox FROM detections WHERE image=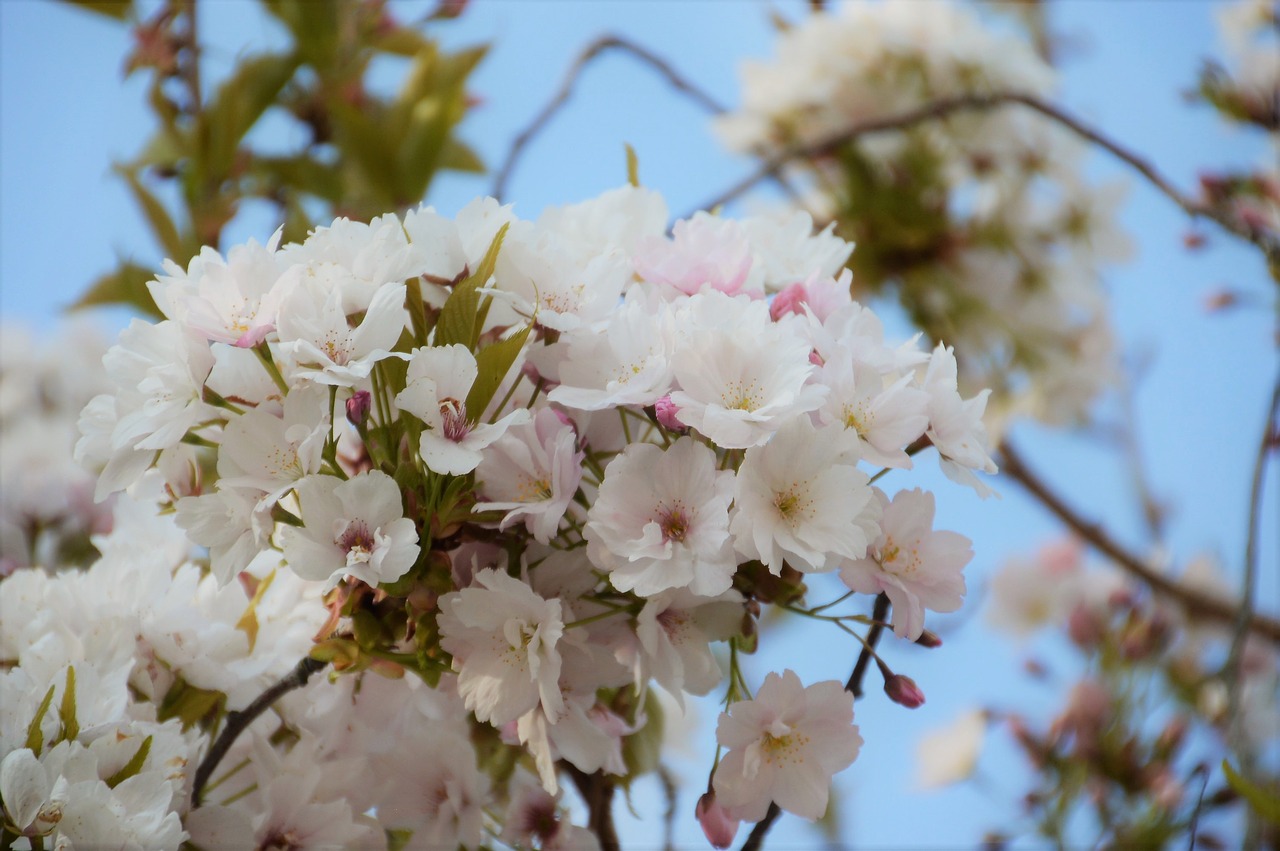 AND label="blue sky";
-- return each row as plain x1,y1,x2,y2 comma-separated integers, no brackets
1,1,1275,847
